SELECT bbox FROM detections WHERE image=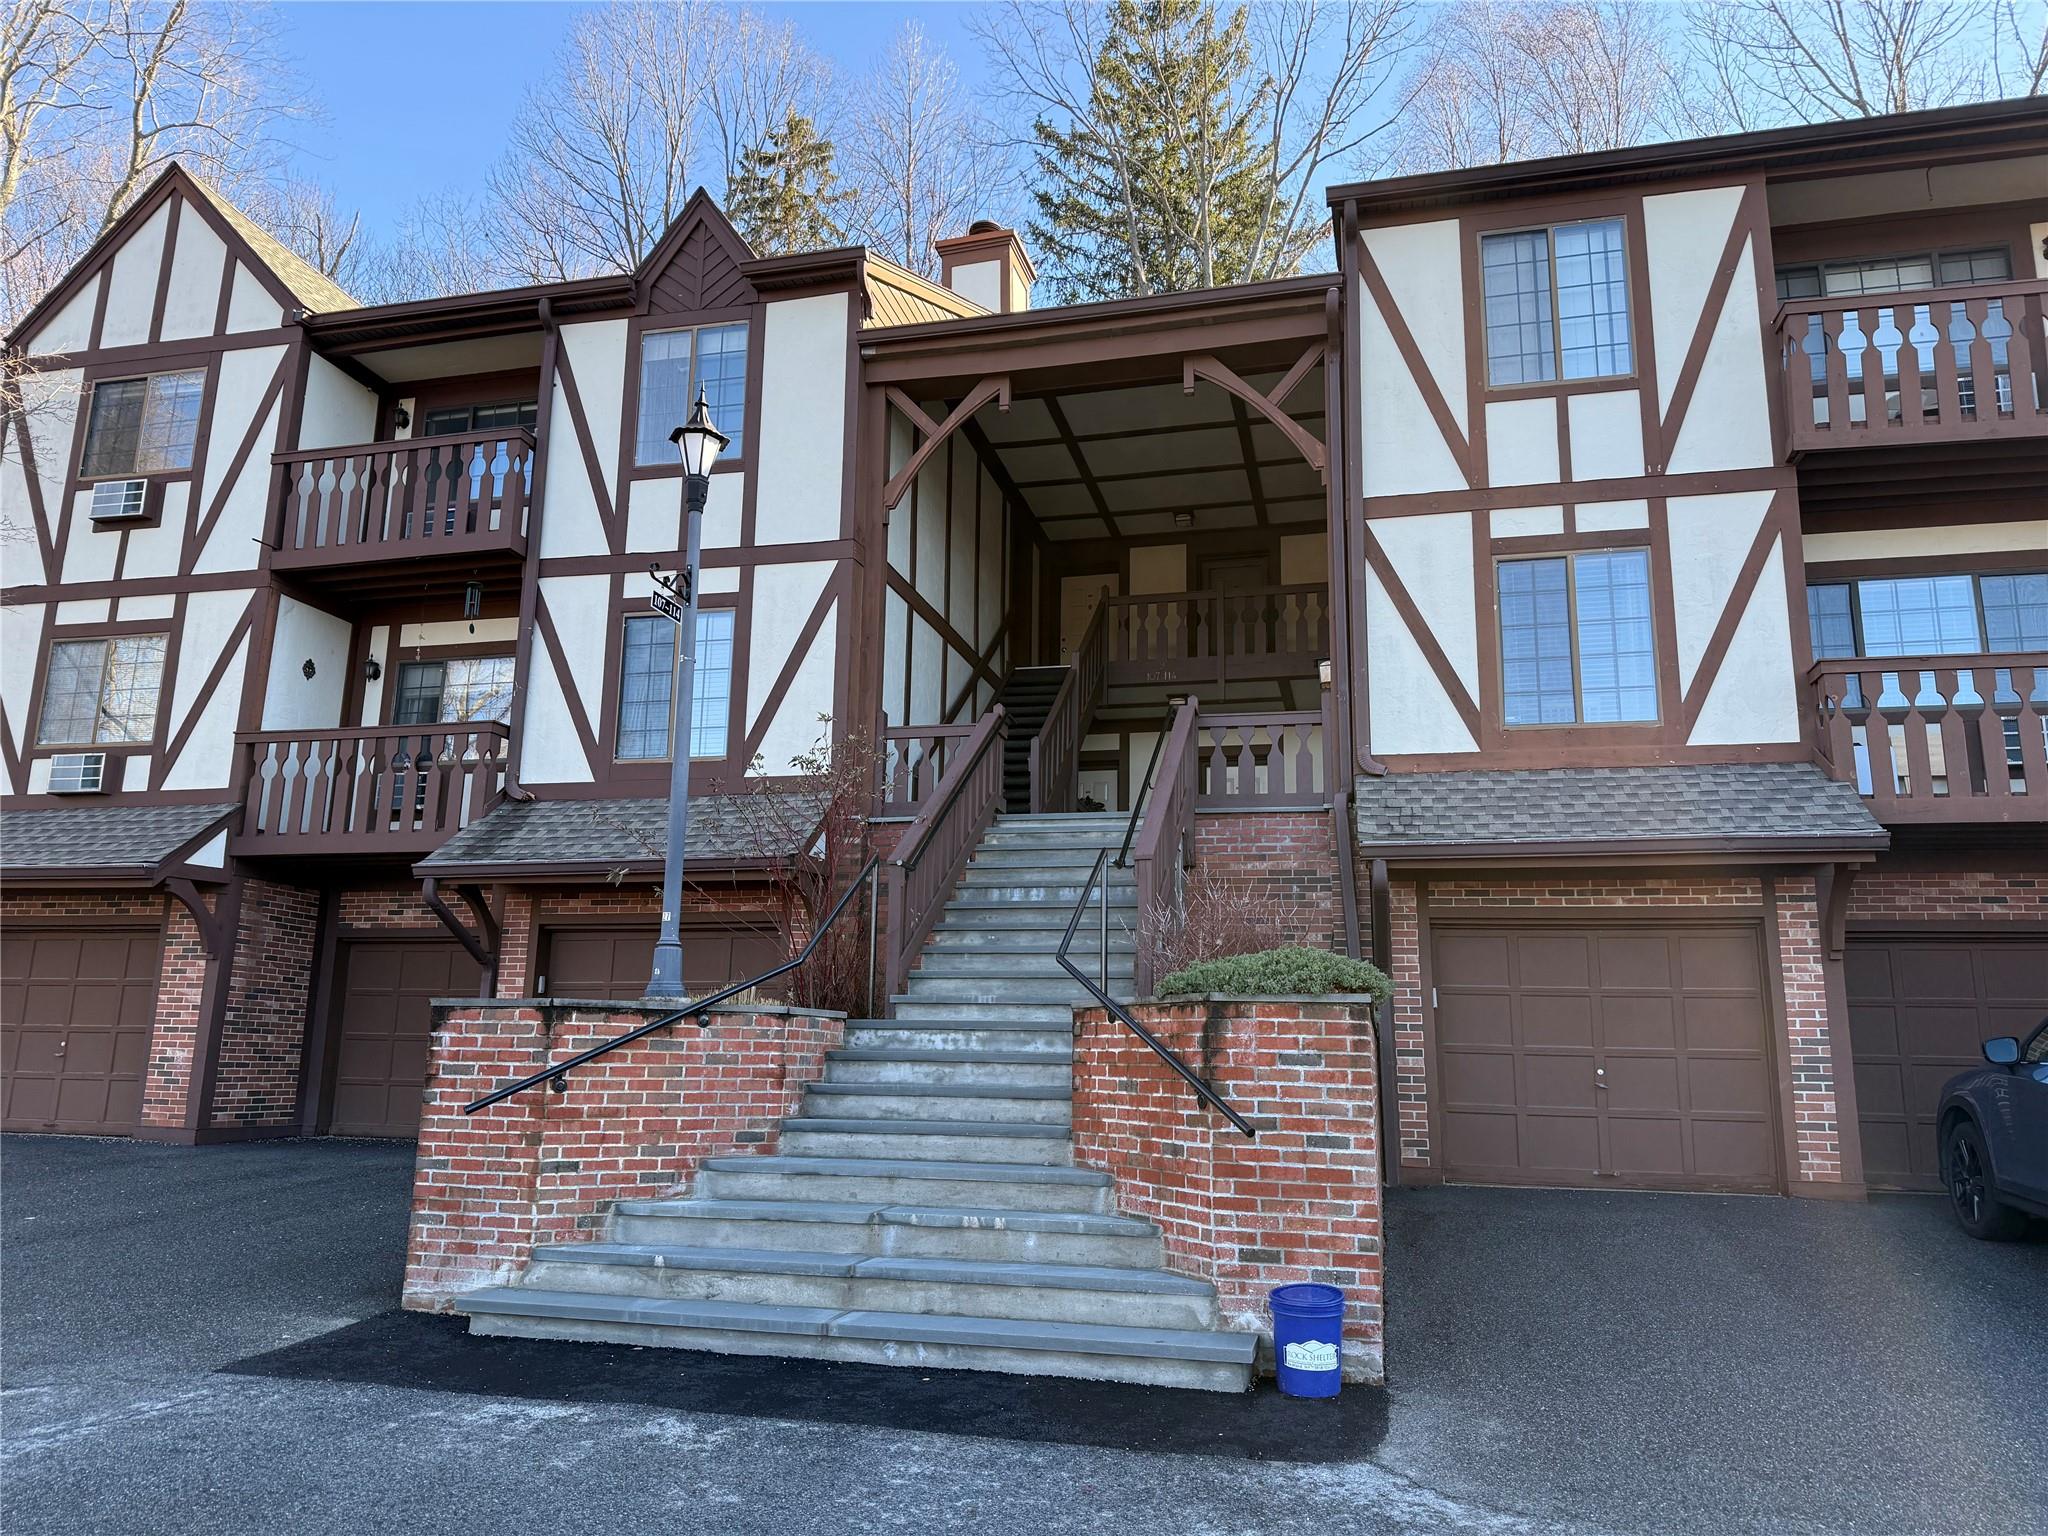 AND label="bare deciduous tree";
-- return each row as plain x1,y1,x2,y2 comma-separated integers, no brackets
1685,0,1996,122
842,22,1013,277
